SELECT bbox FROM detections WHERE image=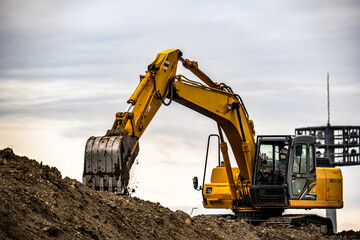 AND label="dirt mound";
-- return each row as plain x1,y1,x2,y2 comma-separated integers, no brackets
0,148,358,240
